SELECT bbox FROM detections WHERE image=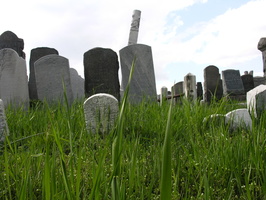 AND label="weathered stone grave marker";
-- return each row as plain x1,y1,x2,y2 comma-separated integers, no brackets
253,76,265,87
197,82,203,100
241,74,254,94
184,73,197,101
258,37,266,77
247,84,266,118
225,108,252,131
70,68,85,99
128,10,141,46
160,86,168,105
84,93,119,134
84,47,120,101
0,99,9,143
